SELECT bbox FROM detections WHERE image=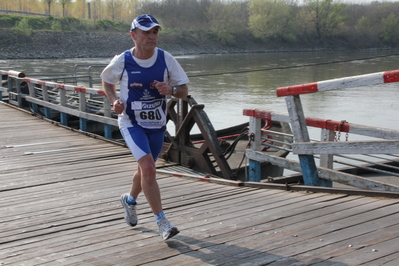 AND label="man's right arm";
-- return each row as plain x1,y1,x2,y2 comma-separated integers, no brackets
103,81,124,114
